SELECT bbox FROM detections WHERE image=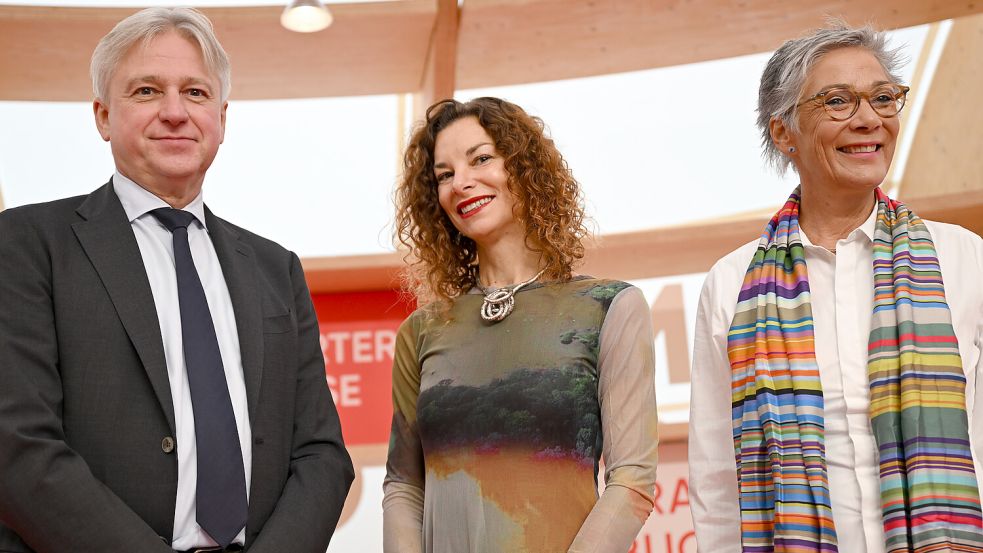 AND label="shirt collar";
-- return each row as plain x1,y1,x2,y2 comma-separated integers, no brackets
112,171,208,230
798,198,877,248
856,200,878,242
